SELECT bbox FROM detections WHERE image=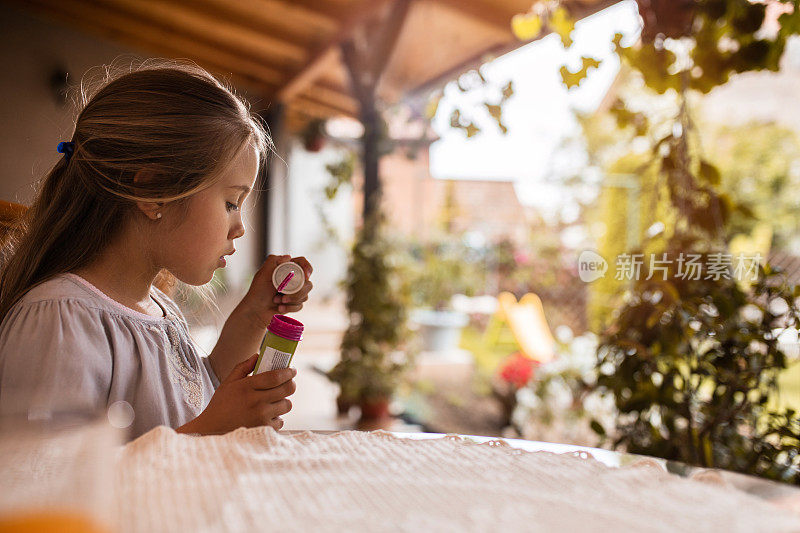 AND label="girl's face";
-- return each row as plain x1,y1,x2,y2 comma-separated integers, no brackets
158,144,259,285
